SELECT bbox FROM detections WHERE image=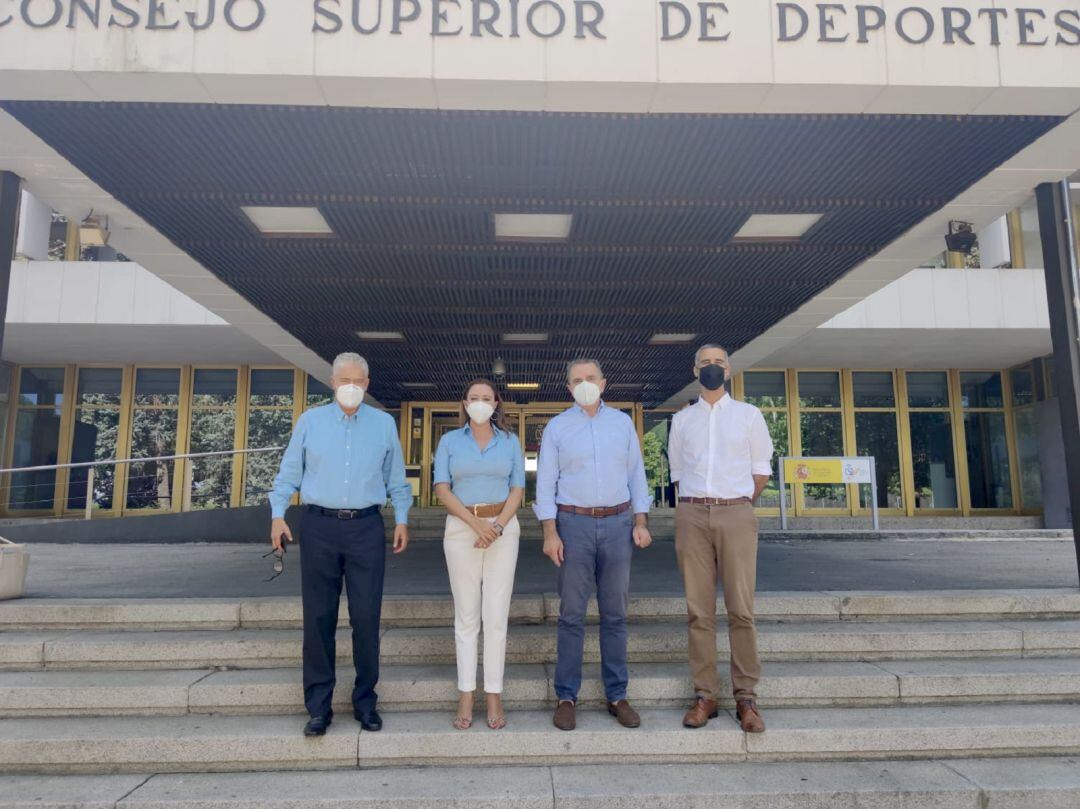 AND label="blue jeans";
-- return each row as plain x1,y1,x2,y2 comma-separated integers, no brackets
554,510,634,703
